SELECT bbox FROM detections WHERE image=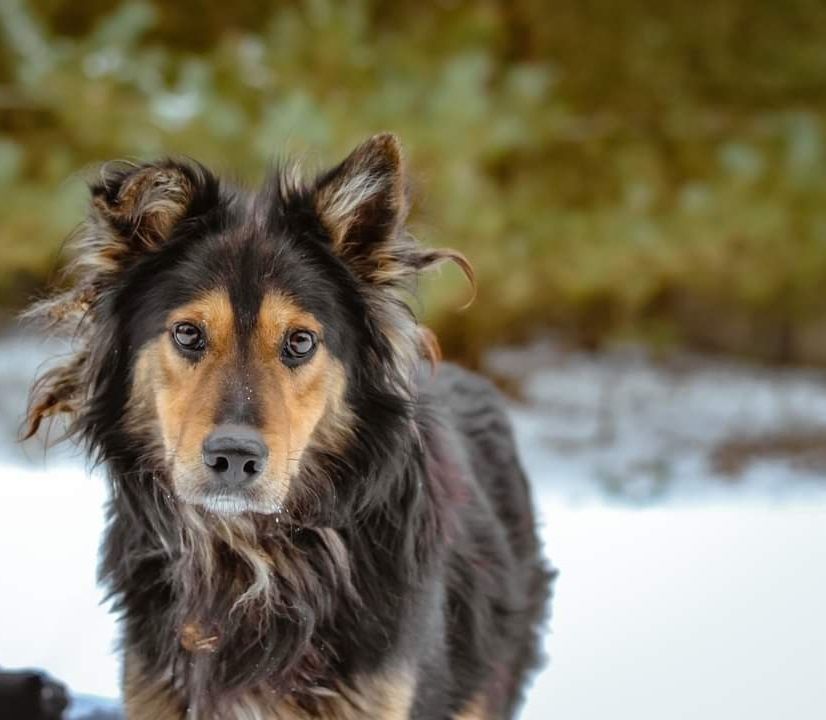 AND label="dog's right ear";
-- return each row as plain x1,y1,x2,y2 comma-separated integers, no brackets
85,160,215,273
